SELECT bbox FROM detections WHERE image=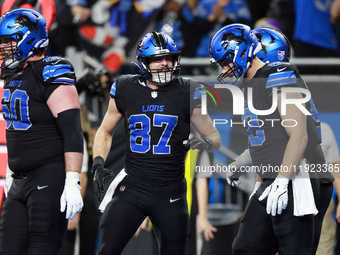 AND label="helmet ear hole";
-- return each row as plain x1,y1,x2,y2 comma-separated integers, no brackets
240,49,246,58
27,38,35,45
